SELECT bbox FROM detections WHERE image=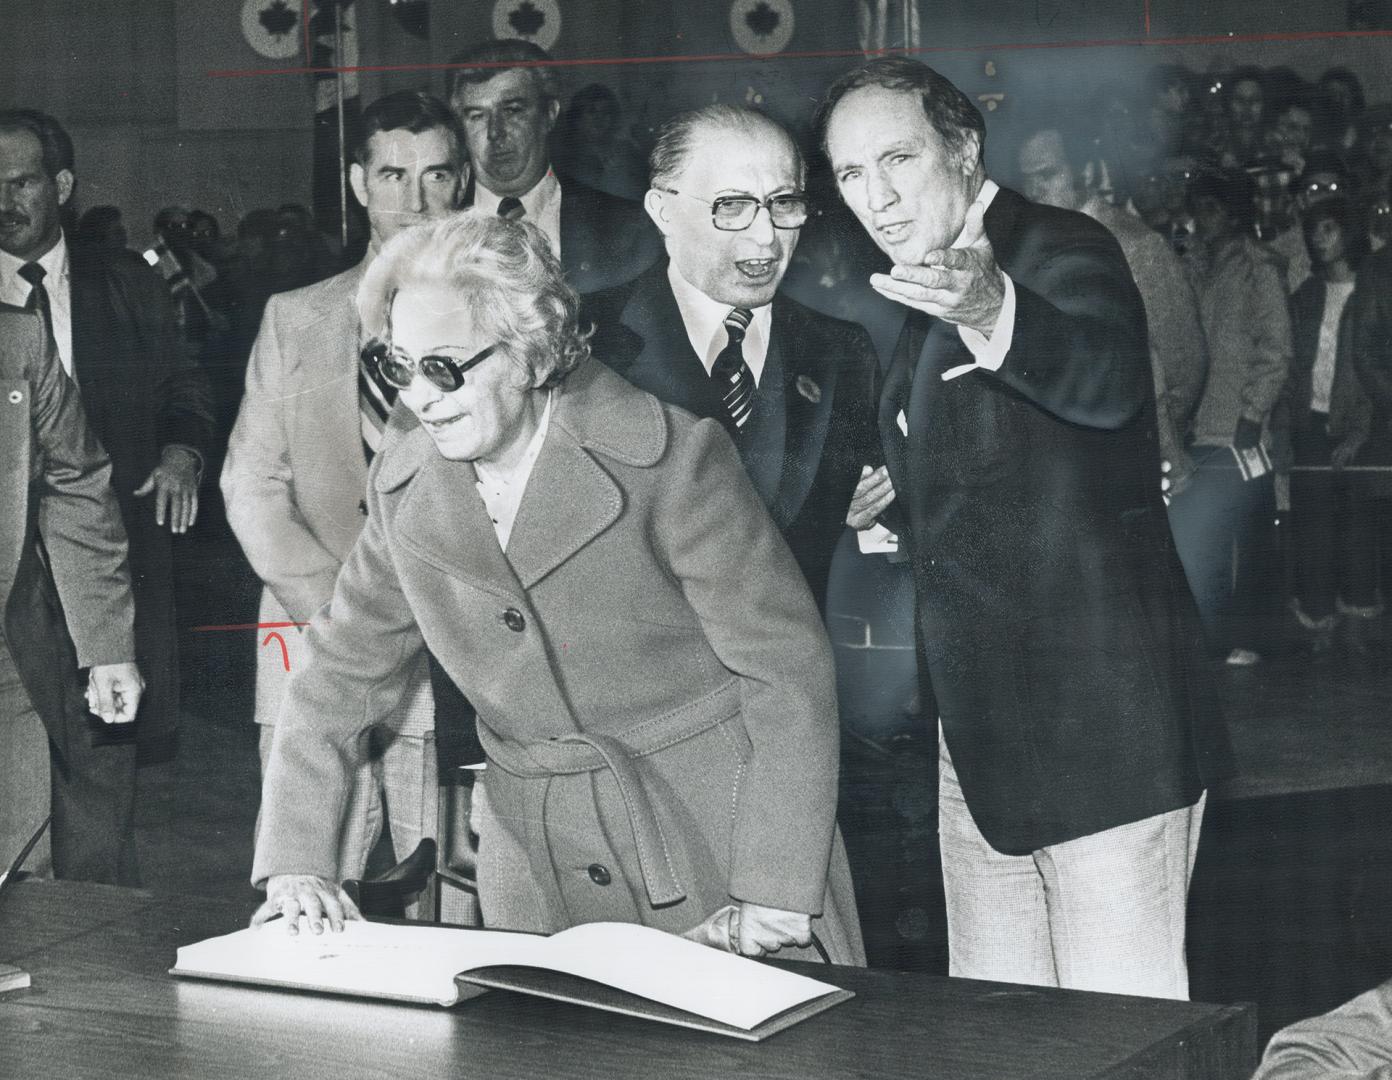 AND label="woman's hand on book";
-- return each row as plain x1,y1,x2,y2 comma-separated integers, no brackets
733,903,812,958
252,875,362,935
